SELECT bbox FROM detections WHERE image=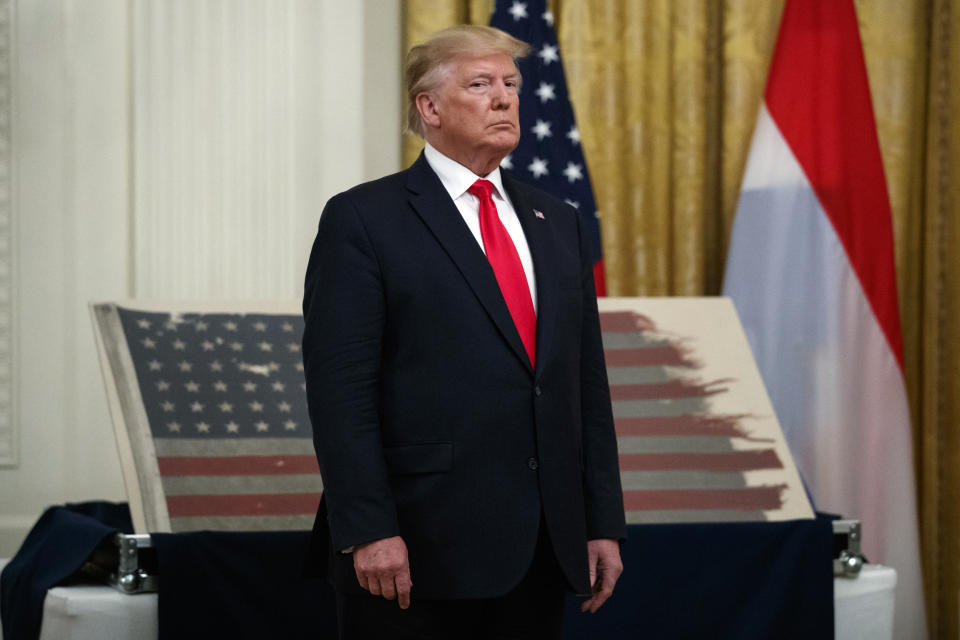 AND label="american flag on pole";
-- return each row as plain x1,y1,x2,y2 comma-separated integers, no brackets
91,302,321,533
490,0,607,295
